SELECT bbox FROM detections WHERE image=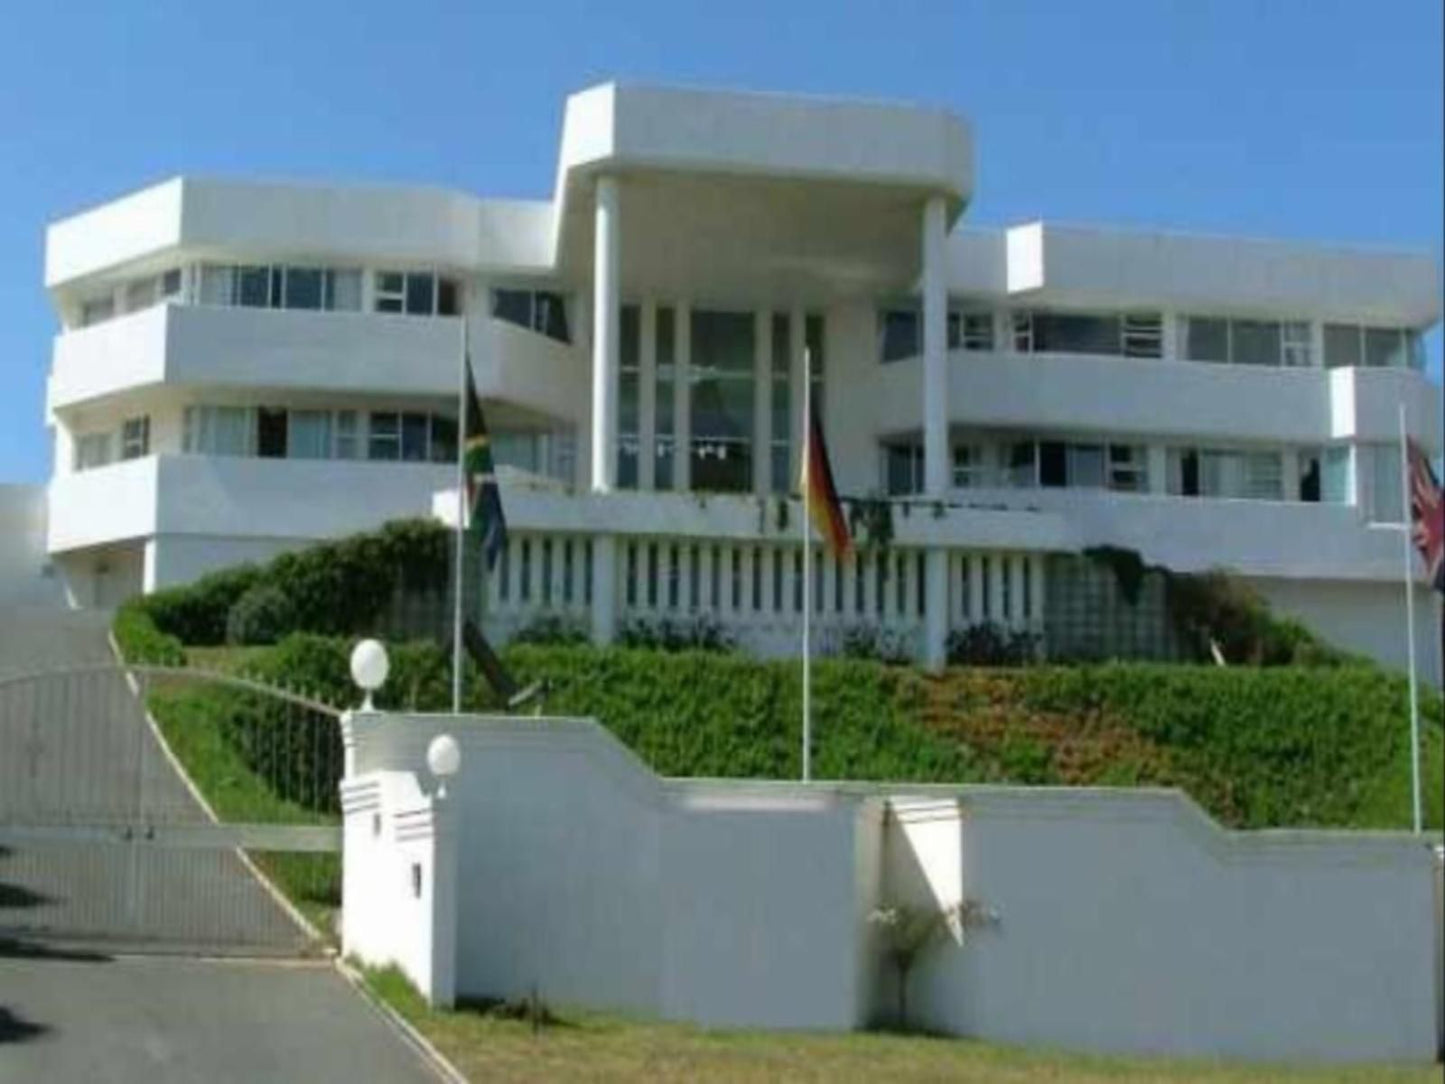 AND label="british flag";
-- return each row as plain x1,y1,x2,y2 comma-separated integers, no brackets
1406,439,1444,595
